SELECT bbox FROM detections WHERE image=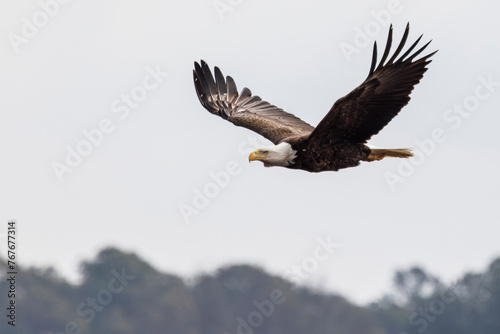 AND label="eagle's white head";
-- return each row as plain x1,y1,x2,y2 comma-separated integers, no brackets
248,142,297,167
